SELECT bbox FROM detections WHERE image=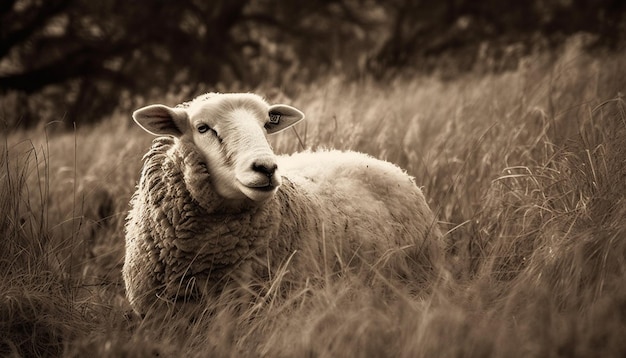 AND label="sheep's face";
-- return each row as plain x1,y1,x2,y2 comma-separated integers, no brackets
133,93,304,202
